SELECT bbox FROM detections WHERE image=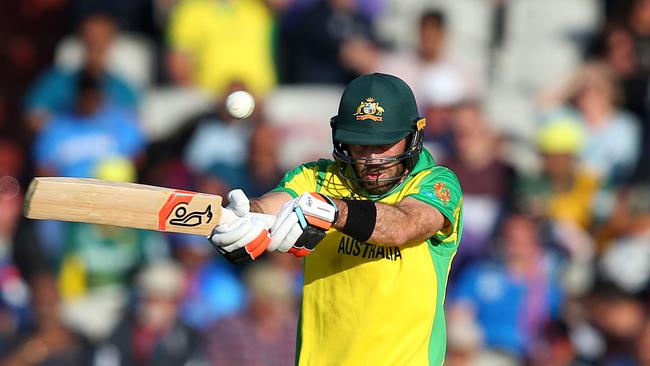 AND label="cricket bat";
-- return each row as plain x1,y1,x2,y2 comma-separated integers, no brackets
23,177,270,235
